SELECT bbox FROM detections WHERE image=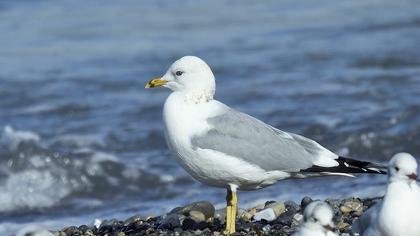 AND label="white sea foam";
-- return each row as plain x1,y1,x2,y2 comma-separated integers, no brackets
0,127,127,213
17,104,57,115
1,125,40,151
0,169,73,212
160,174,175,183
91,152,118,162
